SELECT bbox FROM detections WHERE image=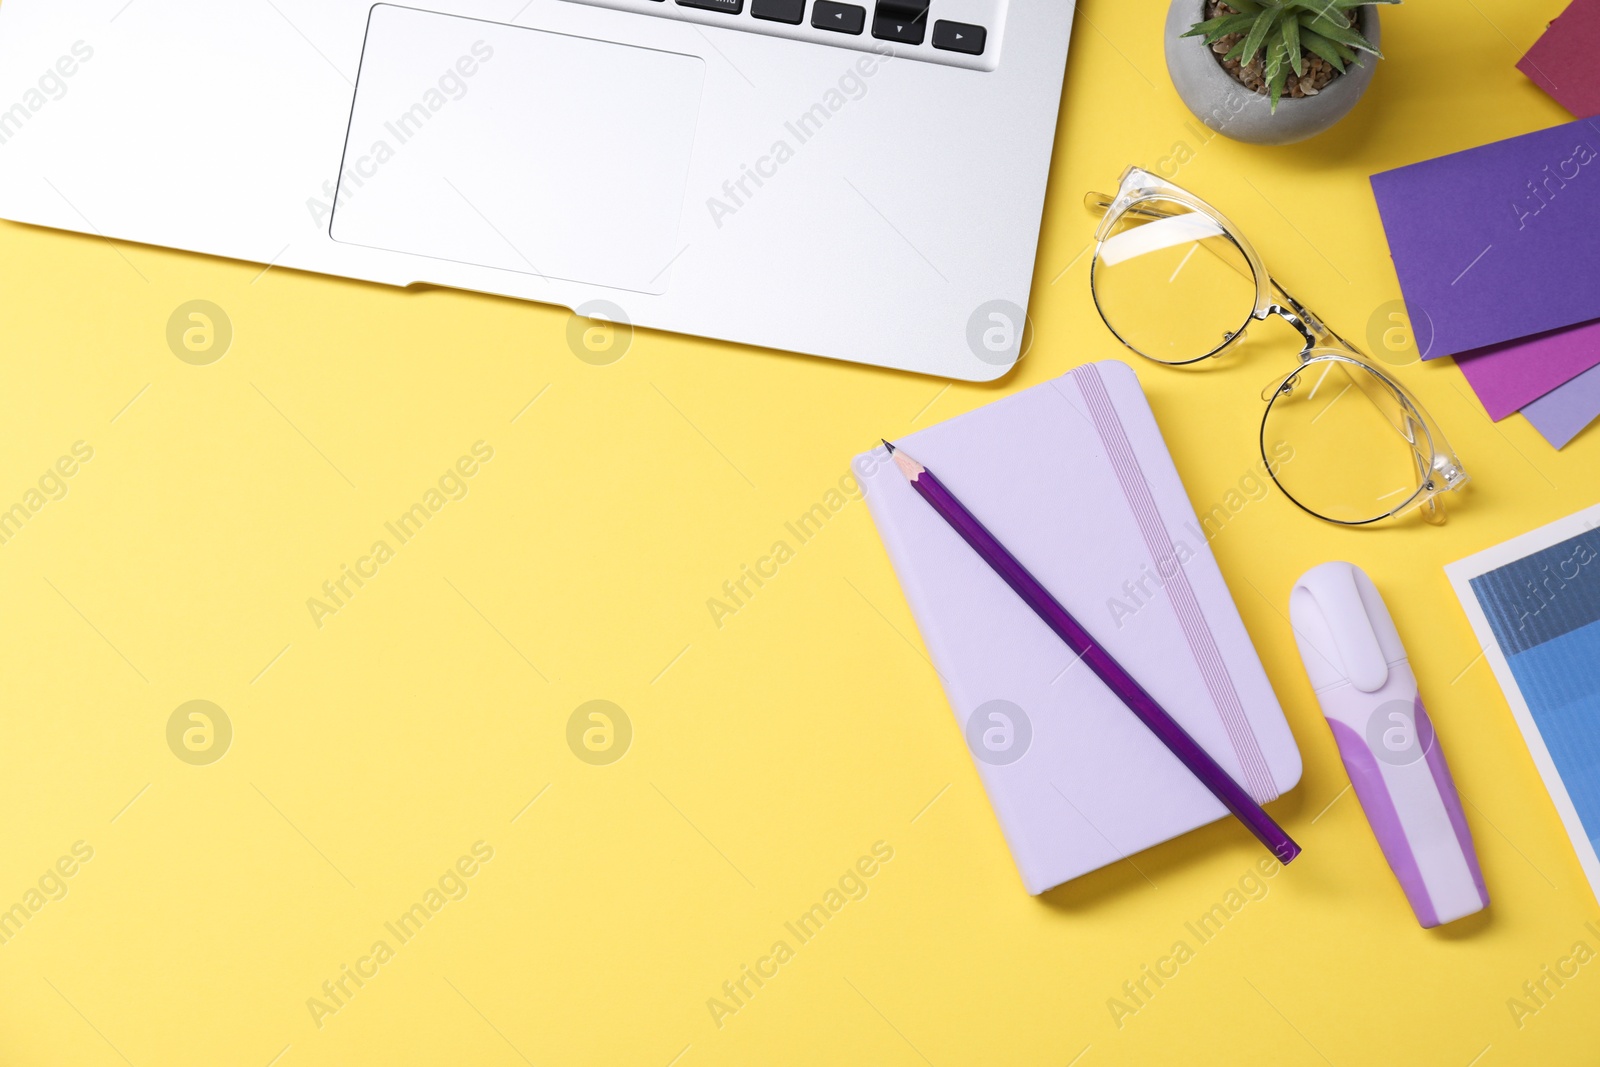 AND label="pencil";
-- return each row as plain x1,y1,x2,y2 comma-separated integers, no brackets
883,440,1301,864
